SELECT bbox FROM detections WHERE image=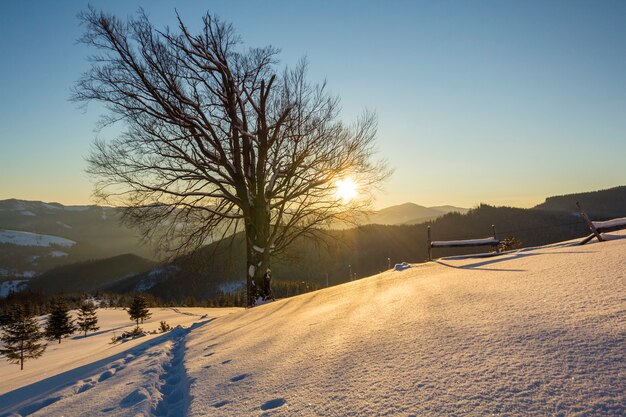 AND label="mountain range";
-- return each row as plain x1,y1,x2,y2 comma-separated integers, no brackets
365,202,468,225
0,199,465,281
